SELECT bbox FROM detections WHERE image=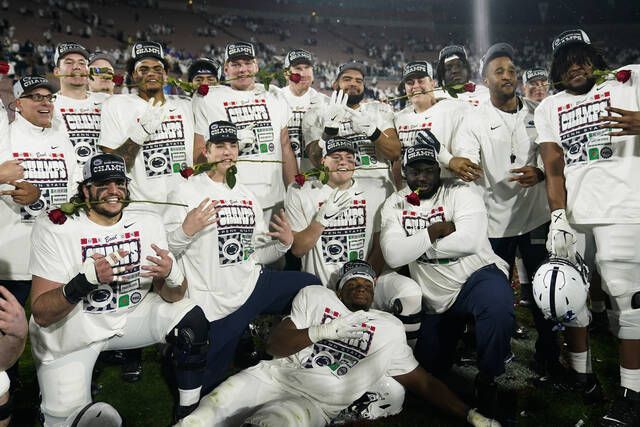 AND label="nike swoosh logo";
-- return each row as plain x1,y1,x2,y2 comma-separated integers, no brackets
124,223,135,229
490,125,501,130
330,115,338,121
354,191,364,196
51,146,59,149
596,84,606,91
169,108,177,112
93,102,101,106
323,212,341,221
